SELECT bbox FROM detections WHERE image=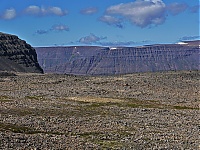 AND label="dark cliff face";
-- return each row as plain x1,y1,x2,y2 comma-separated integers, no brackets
35,41,199,75
0,32,43,73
